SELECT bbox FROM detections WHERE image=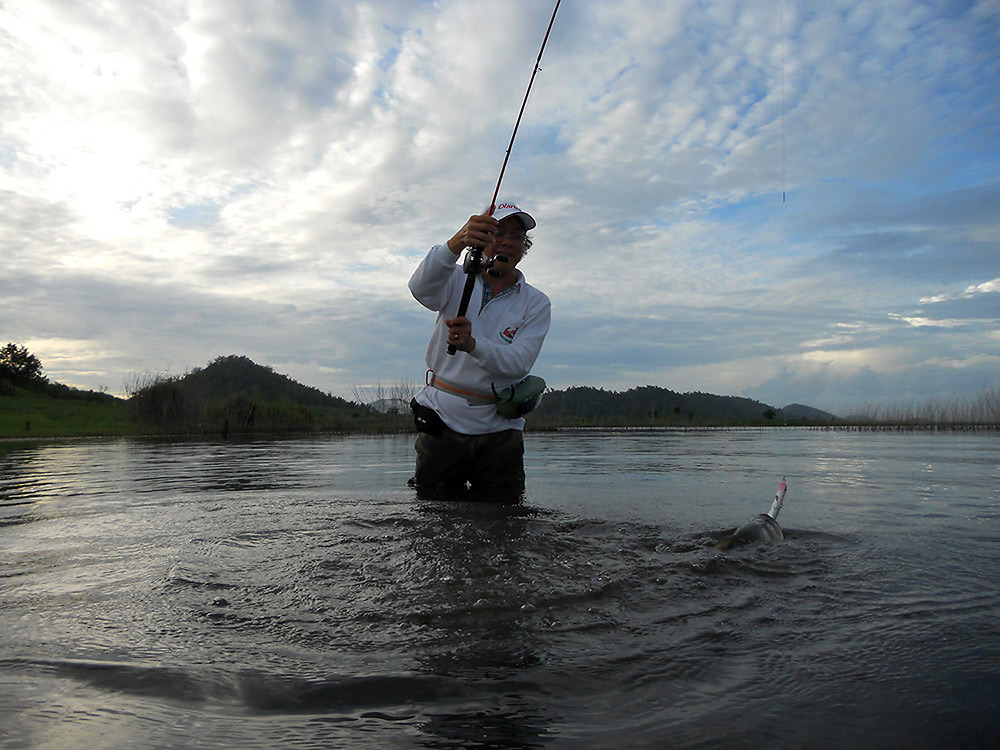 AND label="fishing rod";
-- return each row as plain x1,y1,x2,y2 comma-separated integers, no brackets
448,0,562,356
